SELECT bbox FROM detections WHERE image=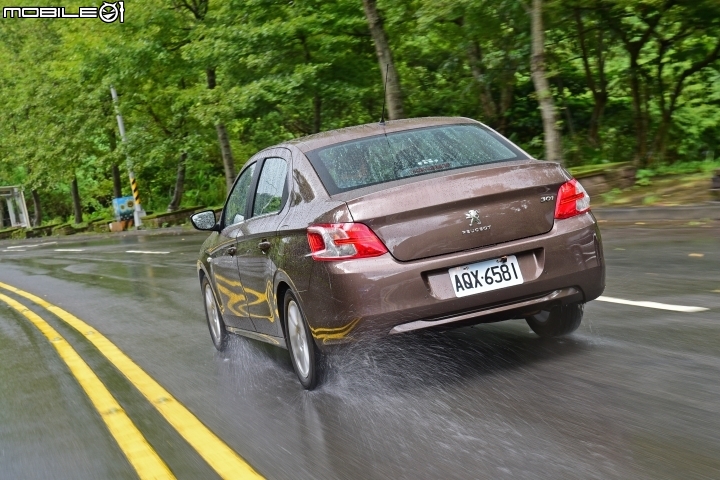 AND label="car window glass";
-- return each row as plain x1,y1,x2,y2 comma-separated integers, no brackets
252,157,287,217
305,124,527,195
224,163,256,227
